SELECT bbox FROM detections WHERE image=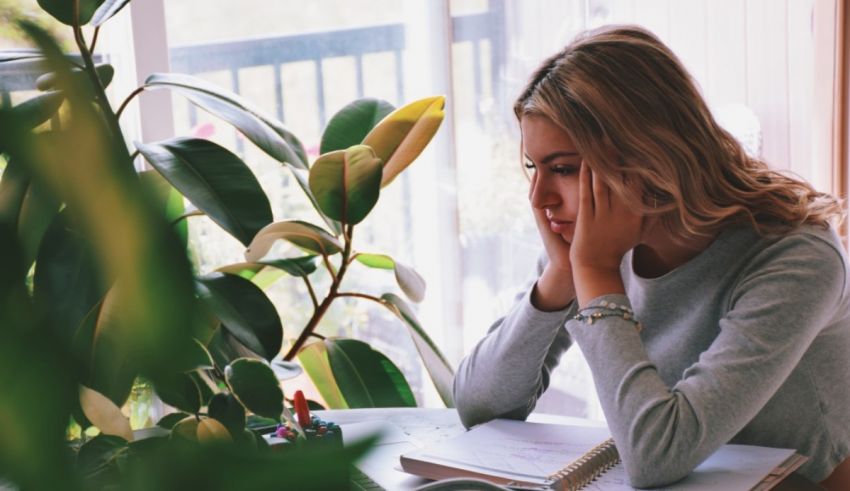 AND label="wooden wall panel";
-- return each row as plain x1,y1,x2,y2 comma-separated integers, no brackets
668,0,708,89
746,0,790,170
705,0,747,105
787,0,817,184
